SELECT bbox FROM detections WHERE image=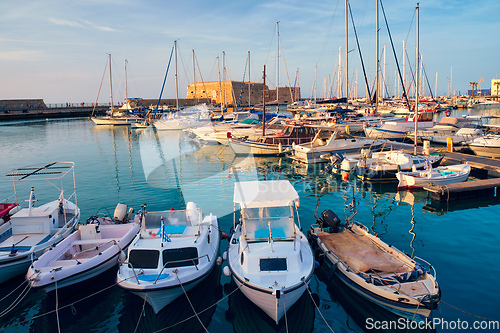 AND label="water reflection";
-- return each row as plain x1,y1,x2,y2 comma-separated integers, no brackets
225,282,315,333
316,265,436,333
118,265,222,333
